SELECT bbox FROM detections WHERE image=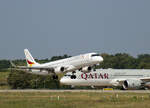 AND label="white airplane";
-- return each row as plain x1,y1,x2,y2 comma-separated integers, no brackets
60,69,150,90
11,49,103,79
